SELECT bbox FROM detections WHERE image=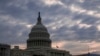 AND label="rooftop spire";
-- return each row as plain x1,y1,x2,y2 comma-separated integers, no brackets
39,12,40,17
37,12,41,24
